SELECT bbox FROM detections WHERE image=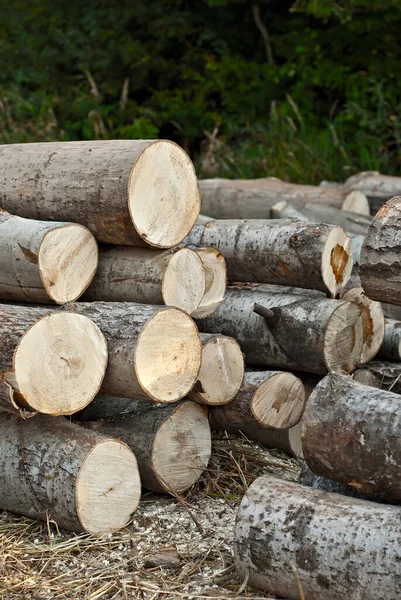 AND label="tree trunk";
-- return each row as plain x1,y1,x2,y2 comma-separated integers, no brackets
234,476,401,600
198,178,369,219
302,372,401,502
83,245,206,316
354,360,401,394
80,400,211,495
188,247,227,319
345,171,401,213
185,219,353,297
360,197,401,305
339,286,384,364
197,289,364,374
61,302,202,403
0,140,200,247
0,414,141,534
378,318,401,360
188,333,244,406
0,211,98,304
0,304,107,417
209,370,305,432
